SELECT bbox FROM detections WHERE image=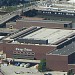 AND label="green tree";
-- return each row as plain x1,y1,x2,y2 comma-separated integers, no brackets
38,59,46,72
67,69,74,75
